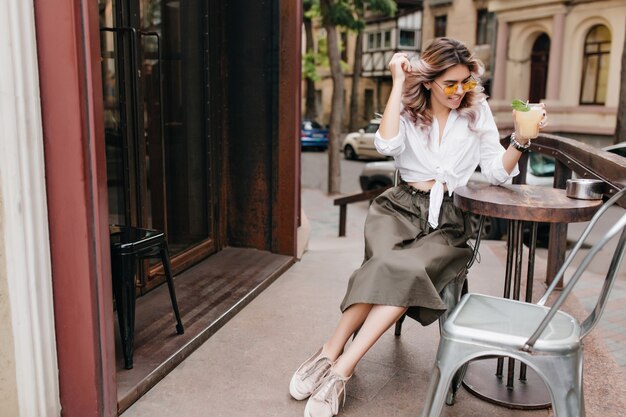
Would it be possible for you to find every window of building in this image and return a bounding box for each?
[580,25,611,105]
[476,9,495,45]
[368,33,375,50]
[435,15,447,38]
[366,30,392,51]
[384,31,391,48]
[341,31,348,62]
[399,30,417,48]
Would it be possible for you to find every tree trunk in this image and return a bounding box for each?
[304,16,317,120]
[349,30,363,132]
[321,0,344,194]
[615,28,626,144]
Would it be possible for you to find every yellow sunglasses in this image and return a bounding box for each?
[434,78,478,96]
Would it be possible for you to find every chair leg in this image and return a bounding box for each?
[112,254,137,369]
[436,274,469,404]
[395,313,406,336]
[160,243,184,335]
[420,354,457,417]
[445,362,469,405]
[533,353,584,417]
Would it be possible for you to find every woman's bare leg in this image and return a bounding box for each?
[332,305,408,377]
[322,303,373,361]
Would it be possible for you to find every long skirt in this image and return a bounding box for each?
[339,183,474,326]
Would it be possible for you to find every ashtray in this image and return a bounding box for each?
[566,179,605,200]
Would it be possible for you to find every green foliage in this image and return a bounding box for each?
[302,36,329,81]
[323,0,396,31]
[304,0,320,20]
[303,53,320,81]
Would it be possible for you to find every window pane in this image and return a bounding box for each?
[376,32,382,48]
[580,55,598,103]
[435,15,447,38]
[588,25,611,42]
[365,123,378,133]
[596,54,609,103]
[580,24,611,105]
[384,31,391,48]
[476,9,496,45]
[368,33,375,50]
[399,30,415,47]
[476,9,488,45]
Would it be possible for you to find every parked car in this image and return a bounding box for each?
[359,151,555,191]
[300,119,328,151]
[342,119,388,160]
[603,141,626,158]
[358,152,555,241]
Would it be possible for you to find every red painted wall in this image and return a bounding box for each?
[34,0,116,415]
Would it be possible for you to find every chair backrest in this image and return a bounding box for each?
[523,187,626,352]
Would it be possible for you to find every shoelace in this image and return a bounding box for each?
[312,372,348,415]
[301,356,331,383]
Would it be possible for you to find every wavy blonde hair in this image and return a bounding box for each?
[402,37,485,130]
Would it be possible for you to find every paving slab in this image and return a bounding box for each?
[124,188,626,417]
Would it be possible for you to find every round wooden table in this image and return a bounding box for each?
[453,183,602,409]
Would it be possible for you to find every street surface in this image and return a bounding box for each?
[300,148,367,195]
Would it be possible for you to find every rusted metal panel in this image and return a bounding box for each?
[273,0,301,256]
[224,0,298,253]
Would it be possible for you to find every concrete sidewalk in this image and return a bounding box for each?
[124,188,626,417]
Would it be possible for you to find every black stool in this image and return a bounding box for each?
[109,225,184,369]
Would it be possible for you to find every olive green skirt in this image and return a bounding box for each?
[339,183,473,326]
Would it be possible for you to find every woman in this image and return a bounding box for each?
[290,37,542,417]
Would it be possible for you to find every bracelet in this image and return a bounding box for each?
[510,132,531,152]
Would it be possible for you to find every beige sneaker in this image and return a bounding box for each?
[289,347,333,400]
[303,369,351,417]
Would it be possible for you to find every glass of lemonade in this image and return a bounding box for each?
[514,103,546,139]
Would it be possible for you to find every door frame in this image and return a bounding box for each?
[35,0,118,414]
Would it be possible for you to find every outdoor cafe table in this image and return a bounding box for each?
[453,183,602,409]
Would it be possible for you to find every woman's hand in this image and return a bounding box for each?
[388,53,412,84]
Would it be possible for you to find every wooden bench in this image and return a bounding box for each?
[333,186,390,237]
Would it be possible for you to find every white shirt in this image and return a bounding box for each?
[375,99,518,228]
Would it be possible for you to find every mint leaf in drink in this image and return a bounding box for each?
[511,99,530,112]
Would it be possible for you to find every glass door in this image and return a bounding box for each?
[99,0,216,292]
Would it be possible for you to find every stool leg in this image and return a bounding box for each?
[112,253,137,369]
[160,243,184,334]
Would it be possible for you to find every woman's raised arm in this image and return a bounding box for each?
[379,53,411,140]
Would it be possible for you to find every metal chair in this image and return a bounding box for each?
[420,187,626,417]
[392,170,484,406]
[110,225,185,369]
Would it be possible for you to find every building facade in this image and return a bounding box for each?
[0,0,301,415]
[307,0,624,146]
[487,0,625,144]
[304,1,423,129]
